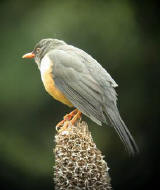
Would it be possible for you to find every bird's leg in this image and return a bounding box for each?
[56,109,78,131]
[70,110,82,125]
[63,109,78,121]
[57,110,82,133]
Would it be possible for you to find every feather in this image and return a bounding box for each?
[46,46,139,155]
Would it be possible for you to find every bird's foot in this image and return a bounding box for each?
[57,110,82,133]
[56,109,80,132]
[70,110,82,125]
[63,109,78,121]
[57,121,70,133]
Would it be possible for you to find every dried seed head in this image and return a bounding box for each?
[54,121,111,190]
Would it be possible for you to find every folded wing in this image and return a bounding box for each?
[47,48,139,155]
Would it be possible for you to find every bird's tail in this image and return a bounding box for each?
[104,105,139,156]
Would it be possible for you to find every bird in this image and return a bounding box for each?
[22,38,139,155]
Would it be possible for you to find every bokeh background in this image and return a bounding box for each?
[0,0,159,189]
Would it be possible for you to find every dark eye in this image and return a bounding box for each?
[36,48,40,53]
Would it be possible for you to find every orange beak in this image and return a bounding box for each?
[22,52,35,59]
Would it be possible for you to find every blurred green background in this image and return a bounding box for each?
[0,0,159,189]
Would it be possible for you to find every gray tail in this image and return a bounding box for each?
[104,105,139,156]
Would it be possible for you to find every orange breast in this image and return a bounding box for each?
[42,70,73,107]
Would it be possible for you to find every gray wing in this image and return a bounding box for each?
[48,48,139,155]
[48,49,107,125]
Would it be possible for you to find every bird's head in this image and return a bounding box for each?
[22,38,66,67]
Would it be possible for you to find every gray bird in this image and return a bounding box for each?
[22,38,139,155]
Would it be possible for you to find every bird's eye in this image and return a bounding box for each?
[36,48,40,53]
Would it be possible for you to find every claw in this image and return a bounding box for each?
[71,110,82,125]
[56,119,65,131]
[63,109,78,121]
[56,109,80,132]
[58,121,70,133]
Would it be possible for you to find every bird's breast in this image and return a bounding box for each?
[40,56,73,107]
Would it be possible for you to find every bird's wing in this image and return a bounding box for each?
[47,47,139,155]
[47,49,107,125]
